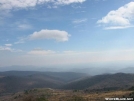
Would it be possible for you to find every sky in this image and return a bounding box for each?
[0,0,134,69]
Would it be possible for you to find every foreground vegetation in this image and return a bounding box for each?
[0,88,133,101]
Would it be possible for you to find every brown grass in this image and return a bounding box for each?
[0,88,133,101]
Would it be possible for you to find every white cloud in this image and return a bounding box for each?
[0,44,12,51]
[104,26,134,30]
[29,29,71,42]
[63,51,77,54]
[55,0,86,5]
[18,24,32,30]
[0,0,37,11]
[97,2,134,29]
[28,49,56,55]
[0,46,12,51]
[0,45,23,52]
[5,44,12,47]
[73,18,87,24]
[15,29,70,44]
[0,0,86,12]
[14,37,26,44]
[37,0,55,4]
[13,20,33,30]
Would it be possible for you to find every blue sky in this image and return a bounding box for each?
[0,0,134,69]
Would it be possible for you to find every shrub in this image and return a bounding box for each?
[67,96,87,101]
[36,97,48,101]
[24,90,29,94]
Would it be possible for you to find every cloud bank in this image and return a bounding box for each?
[97,2,134,29]
[1,49,134,67]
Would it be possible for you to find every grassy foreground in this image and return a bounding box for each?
[0,88,134,101]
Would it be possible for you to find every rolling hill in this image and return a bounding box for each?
[0,71,87,95]
[61,73,134,91]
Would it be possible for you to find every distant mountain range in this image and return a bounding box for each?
[0,65,134,75]
[61,73,134,91]
[0,70,134,96]
[70,67,134,75]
